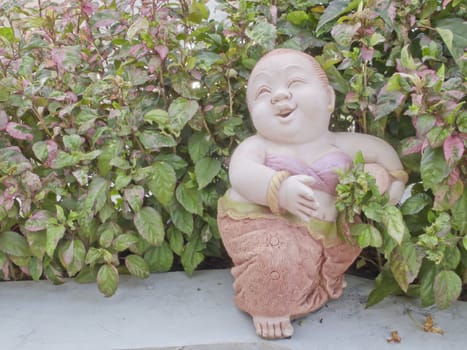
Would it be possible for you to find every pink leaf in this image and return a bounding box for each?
[93,19,117,29]
[81,1,98,16]
[25,210,51,232]
[345,91,359,104]
[2,261,10,280]
[147,57,161,73]
[442,0,453,9]
[6,122,33,141]
[130,44,145,57]
[62,241,74,266]
[203,104,214,112]
[0,193,14,211]
[448,168,460,186]
[45,140,59,167]
[155,45,169,61]
[443,135,464,165]
[0,110,8,131]
[66,91,78,103]
[51,48,65,71]
[401,137,423,156]
[21,171,42,193]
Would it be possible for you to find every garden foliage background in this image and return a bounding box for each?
[0,0,465,308]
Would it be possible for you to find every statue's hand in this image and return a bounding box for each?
[364,163,391,194]
[278,175,319,222]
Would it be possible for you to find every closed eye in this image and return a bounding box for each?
[256,86,271,98]
[288,78,305,88]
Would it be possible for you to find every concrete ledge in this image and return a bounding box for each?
[1,269,466,350]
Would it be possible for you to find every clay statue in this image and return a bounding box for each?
[217,49,408,339]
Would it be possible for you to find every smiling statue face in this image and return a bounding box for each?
[247,50,334,144]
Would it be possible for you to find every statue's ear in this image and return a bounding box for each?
[327,85,335,112]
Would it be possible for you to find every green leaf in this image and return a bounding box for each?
[0,27,15,42]
[28,257,43,281]
[390,242,425,292]
[44,262,64,285]
[246,20,277,51]
[167,98,199,137]
[167,226,184,255]
[125,254,150,279]
[420,261,438,307]
[97,140,123,177]
[375,88,405,120]
[51,151,80,169]
[451,189,466,233]
[63,135,83,152]
[32,141,49,162]
[420,147,450,190]
[148,162,176,206]
[350,223,382,249]
[400,45,417,70]
[382,206,406,245]
[187,0,210,23]
[427,126,450,148]
[138,130,177,149]
[75,266,97,284]
[114,174,132,191]
[127,17,149,40]
[195,157,221,190]
[168,201,194,235]
[46,224,66,257]
[79,150,102,161]
[434,270,462,309]
[181,235,206,275]
[0,146,31,175]
[188,132,211,163]
[331,23,360,49]
[144,109,169,126]
[0,231,31,256]
[26,231,47,260]
[0,251,7,268]
[155,154,188,172]
[144,242,174,272]
[85,247,103,265]
[366,269,402,308]
[97,264,119,297]
[287,10,309,26]
[82,176,109,215]
[362,203,384,222]
[112,234,140,252]
[124,185,144,212]
[133,207,165,246]
[421,0,438,19]
[435,18,466,71]
[176,182,203,215]
[324,64,349,94]
[317,0,358,32]
[58,239,86,277]
[400,193,432,215]
[443,246,461,270]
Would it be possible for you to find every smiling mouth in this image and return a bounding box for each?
[276,108,294,120]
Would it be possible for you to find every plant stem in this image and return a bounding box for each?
[32,106,53,138]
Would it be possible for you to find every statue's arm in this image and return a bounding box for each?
[228,136,275,206]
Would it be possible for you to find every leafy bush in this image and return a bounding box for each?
[0,0,465,306]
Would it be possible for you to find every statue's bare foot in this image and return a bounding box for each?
[252,316,294,339]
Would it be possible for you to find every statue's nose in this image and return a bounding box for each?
[271,89,291,104]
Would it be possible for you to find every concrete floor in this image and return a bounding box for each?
[1,269,466,350]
